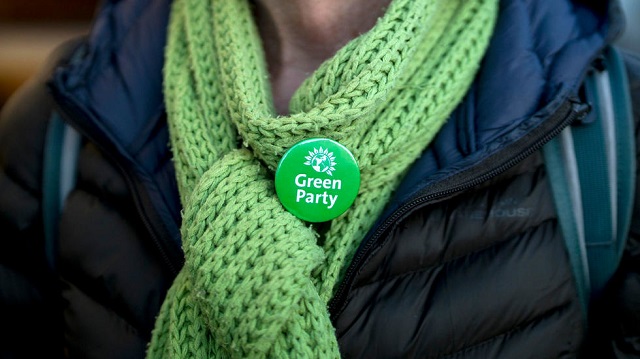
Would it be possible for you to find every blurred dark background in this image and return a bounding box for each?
[0,0,638,108]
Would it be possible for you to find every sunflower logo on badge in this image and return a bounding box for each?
[304,147,337,176]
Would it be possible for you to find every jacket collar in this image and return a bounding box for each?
[388,0,621,211]
[49,0,620,233]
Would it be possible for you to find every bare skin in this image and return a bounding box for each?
[253,0,391,114]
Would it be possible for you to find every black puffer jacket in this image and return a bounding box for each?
[1,0,639,358]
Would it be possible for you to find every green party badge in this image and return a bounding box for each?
[275,138,360,222]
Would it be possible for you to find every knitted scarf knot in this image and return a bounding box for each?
[148,0,497,357]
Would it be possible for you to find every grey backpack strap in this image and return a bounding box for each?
[43,111,81,270]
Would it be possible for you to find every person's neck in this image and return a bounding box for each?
[253,0,391,114]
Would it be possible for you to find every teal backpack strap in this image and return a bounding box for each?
[543,128,591,316]
[543,46,636,319]
[579,47,635,298]
[43,112,81,270]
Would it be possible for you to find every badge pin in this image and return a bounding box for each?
[275,138,360,222]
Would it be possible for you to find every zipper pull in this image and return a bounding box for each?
[568,97,592,125]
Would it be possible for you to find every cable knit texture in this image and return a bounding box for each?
[147,0,497,357]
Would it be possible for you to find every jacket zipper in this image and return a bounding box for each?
[328,98,591,318]
[51,91,183,276]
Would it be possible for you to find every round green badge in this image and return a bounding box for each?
[275,138,360,222]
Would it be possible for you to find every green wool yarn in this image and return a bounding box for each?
[148,0,498,357]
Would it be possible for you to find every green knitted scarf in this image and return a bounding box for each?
[148,0,497,357]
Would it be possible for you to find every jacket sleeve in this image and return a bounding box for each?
[0,40,80,358]
[586,49,640,359]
